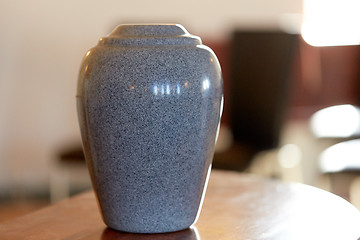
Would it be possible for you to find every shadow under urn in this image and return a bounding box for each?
[77,24,223,233]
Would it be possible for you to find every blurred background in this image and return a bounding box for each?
[0,0,359,221]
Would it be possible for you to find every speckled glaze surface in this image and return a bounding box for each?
[77,24,223,233]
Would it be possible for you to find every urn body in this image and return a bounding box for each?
[77,24,223,233]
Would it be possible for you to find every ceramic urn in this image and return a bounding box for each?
[76,24,223,233]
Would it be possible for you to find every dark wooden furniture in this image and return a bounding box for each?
[213,32,299,171]
[230,31,299,152]
[1,170,359,239]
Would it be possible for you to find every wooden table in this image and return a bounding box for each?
[1,170,360,240]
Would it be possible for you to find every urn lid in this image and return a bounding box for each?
[99,24,202,46]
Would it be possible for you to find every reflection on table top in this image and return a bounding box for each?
[1,170,360,240]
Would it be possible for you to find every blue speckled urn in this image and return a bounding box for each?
[77,24,223,233]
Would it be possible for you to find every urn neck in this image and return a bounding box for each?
[99,24,202,46]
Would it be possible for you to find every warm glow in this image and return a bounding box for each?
[301,0,360,46]
[278,144,302,169]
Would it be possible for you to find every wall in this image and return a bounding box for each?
[0,0,302,193]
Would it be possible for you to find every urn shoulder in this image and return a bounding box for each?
[77,24,222,99]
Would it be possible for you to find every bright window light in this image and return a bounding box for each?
[301,0,360,46]
[320,139,360,172]
[310,105,360,138]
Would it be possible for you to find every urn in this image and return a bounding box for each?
[76,24,223,233]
